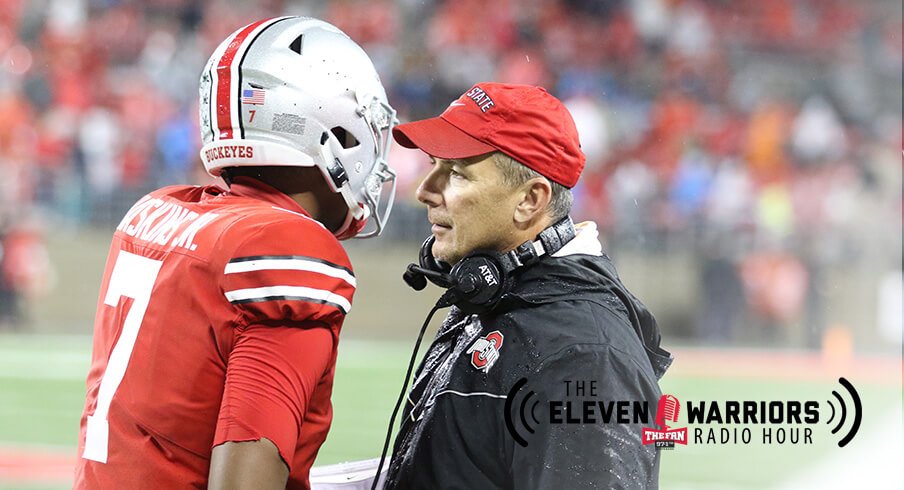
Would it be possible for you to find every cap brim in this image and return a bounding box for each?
[392,116,497,159]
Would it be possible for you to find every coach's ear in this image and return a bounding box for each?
[513,178,552,227]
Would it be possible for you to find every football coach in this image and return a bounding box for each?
[385,83,673,489]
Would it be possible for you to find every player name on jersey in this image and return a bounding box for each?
[116,195,218,252]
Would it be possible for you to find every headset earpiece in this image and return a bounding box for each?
[416,236,453,288]
[447,252,507,314]
[403,217,577,314]
[418,236,449,273]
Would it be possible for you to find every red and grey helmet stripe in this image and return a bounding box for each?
[207,16,293,141]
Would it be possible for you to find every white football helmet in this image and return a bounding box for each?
[199,16,398,239]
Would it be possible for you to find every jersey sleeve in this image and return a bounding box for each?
[213,322,334,467]
[220,217,355,328]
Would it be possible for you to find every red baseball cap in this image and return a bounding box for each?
[392,83,585,188]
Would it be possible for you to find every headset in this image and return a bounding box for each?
[402,216,577,314]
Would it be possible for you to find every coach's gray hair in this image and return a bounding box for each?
[493,152,573,222]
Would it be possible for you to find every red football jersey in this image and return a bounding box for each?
[74,179,355,489]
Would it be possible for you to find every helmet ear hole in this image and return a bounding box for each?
[330,126,360,149]
[289,34,304,54]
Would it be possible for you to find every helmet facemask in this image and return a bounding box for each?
[323,93,398,239]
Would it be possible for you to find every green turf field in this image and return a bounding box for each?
[0,334,900,489]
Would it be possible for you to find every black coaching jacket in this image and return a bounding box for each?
[385,224,673,490]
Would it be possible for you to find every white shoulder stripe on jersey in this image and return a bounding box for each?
[435,389,507,399]
[225,258,356,287]
[224,285,352,314]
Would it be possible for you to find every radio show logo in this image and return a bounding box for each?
[504,377,862,449]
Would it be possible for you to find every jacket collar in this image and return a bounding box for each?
[552,221,603,257]
[497,221,673,379]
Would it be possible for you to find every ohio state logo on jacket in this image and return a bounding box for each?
[467,331,504,373]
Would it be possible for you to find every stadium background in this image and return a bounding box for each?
[0,0,901,488]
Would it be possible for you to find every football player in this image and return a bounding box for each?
[74,17,396,489]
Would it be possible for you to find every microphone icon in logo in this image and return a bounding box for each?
[656,394,681,431]
[643,394,688,448]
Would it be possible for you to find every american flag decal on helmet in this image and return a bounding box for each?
[241,89,265,105]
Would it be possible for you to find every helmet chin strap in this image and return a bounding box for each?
[331,190,369,239]
[315,136,371,239]
[339,185,369,221]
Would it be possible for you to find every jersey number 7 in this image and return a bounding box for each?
[82,251,162,463]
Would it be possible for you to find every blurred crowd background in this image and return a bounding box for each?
[0,0,900,352]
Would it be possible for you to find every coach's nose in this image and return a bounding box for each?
[416,165,444,208]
